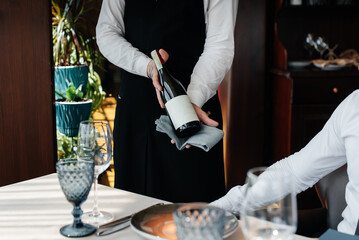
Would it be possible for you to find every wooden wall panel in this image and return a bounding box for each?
[222,0,270,189]
[271,74,292,161]
[0,0,56,186]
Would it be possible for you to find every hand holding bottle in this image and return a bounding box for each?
[149,49,219,146]
[171,109,219,148]
[147,49,169,109]
[192,104,219,127]
[147,49,219,126]
[171,105,219,148]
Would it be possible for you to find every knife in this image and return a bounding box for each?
[96,202,165,236]
[97,220,131,236]
[98,213,132,230]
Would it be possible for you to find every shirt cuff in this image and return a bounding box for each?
[134,56,152,78]
[209,185,245,216]
[187,83,207,108]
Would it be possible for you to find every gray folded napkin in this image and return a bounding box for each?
[155,115,224,152]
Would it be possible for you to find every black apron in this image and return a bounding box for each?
[113,0,225,203]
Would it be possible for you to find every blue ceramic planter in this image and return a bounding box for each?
[55,99,92,137]
[55,65,89,99]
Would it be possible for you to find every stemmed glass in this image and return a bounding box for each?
[241,167,297,240]
[77,120,113,225]
[315,37,329,59]
[56,158,96,237]
[304,33,316,59]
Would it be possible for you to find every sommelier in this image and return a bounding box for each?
[96,0,238,202]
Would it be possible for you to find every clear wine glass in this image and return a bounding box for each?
[241,167,297,240]
[56,158,96,237]
[304,33,316,59]
[315,37,329,59]
[77,120,113,225]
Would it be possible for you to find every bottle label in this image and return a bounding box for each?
[165,95,199,130]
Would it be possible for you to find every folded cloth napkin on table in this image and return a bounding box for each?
[319,229,359,240]
[155,115,224,152]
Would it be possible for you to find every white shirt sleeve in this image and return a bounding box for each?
[96,0,151,78]
[211,91,355,215]
[336,90,359,234]
[187,0,238,107]
[97,0,238,107]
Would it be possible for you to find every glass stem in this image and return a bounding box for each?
[72,205,84,228]
[92,176,100,216]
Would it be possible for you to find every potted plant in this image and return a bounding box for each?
[52,0,106,116]
[55,82,92,137]
[52,0,107,164]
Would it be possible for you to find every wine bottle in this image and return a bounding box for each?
[151,50,201,138]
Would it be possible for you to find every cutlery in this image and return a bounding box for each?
[96,202,165,236]
[97,220,131,236]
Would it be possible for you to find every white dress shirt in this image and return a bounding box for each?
[96,0,238,108]
[211,90,359,235]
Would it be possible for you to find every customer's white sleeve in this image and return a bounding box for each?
[187,0,238,108]
[336,90,359,234]
[96,0,151,78]
[211,92,350,213]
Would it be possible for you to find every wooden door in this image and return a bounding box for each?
[0,0,56,186]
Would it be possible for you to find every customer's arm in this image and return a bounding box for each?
[335,90,359,234]
[211,90,357,215]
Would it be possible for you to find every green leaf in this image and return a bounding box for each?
[65,82,83,101]
[55,90,67,99]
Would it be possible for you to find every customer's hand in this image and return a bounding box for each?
[147,49,169,109]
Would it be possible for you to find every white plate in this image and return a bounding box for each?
[313,63,349,71]
[130,203,238,240]
[288,61,312,69]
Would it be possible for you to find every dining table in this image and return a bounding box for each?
[0,173,313,240]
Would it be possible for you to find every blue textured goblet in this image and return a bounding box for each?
[57,158,96,238]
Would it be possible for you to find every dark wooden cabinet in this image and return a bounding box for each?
[272,0,359,209]
[272,0,359,160]
[290,69,359,152]
[291,104,335,153]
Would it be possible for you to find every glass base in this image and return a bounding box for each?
[60,223,96,238]
[82,211,114,226]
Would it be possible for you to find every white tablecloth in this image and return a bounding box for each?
[0,174,312,240]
